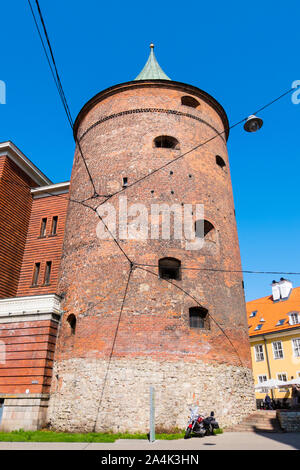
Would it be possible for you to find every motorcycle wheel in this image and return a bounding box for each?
[184,428,192,439]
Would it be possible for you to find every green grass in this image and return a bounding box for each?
[0,428,221,442]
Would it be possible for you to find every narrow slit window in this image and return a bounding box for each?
[216,155,226,169]
[32,262,41,286]
[189,307,210,329]
[159,257,181,280]
[44,261,52,285]
[40,218,47,237]
[51,216,58,235]
[67,314,76,335]
[122,177,128,188]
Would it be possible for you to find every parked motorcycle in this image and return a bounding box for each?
[184,406,219,439]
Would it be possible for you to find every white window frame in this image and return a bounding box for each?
[277,372,287,382]
[254,344,265,362]
[258,375,268,383]
[258,375,268,393]
[292,338,300,357]
[289,312,299,325]
[272,341,284,359]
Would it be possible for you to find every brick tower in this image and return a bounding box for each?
[48,45,255,432]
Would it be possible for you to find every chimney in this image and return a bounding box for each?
[271,279,293,302]
[278,278,293,300]
[272,280,281,301]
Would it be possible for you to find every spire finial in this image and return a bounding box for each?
[134,43,171,81]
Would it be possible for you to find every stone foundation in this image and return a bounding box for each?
[0,394,49,431]
[47,357,256,433]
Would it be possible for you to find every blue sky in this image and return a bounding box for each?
[1,1,300,301]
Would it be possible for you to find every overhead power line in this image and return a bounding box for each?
[28,0,98,196]
[25,2,299,385]
[134,263,300,276]
[135,265,244,366]
[95,85,295,210]
[92,264,134,432]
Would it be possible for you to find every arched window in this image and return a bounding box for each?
[216,155,226,169]
[67,314,76,335]
[154,136,180,149]
[181,96,200,109]
[195,220,216,242]
[189,307,210,329]
[159,257,181,280]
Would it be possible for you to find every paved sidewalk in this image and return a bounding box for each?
[0,432,299,450]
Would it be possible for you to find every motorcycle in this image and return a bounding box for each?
[184,406,219,439]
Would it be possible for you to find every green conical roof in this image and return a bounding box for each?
[134,44,171,81]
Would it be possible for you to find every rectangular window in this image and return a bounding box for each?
[277,373,287,382]
[122,177,128,187]
[290,313,299,325]
[273,341,284,359]
[292,338,300,357]
[32,263,40,286]
[254,344,264,362]
[258,375,267,383]
[51,216,58,235]
[258,375,268,393]
[44,261,52,285]
[40,218,47,237]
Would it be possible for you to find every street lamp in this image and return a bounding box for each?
[244,115,263,133]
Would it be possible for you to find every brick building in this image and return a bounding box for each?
[0,46,255,431]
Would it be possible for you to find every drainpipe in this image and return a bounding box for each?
[263,335,274,400]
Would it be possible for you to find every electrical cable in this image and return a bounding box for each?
[135,265,244,366]
[92,264,134,432]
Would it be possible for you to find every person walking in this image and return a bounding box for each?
[264,393,273,410]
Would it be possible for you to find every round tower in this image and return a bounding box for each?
[48,45,255,432]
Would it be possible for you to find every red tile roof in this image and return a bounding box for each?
[247,286,300,336]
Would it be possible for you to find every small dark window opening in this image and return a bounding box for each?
[181,96,200,108]
[154,136,179,149]
[44,261,52,285]
[216,155,226,169]
[195,220,216,241]
[189,307,210,329]
[0,399,4,424]
[32,262,40,286]
[67,314,76,335]
[51,216,58,235]
[40,218,47,237]
[159,257,181,281]
[122,177,128,188]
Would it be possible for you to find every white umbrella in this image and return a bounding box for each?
[255,378,287,391]
[283,377,300,386]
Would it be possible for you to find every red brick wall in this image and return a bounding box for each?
[17,193,68,297]
[0,156,36,298]
[55,80,251,368]
[0,319,57,394]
